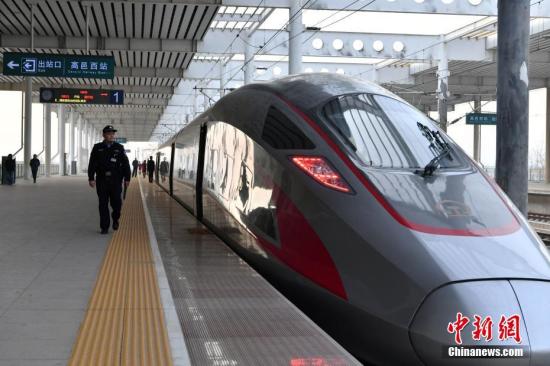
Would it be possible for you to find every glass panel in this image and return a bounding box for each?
[322,94,465,170]
[172,124,200,210]
[158,146,171,190]
[262,107,315,149]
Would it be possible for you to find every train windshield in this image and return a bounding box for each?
[322,94,464,170]
[322,93,518,235]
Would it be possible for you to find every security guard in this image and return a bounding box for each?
[88,125,131,234]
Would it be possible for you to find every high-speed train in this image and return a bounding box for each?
[154,73,550,365]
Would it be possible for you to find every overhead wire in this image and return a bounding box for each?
[257,0,377,72]
[154,1,268,140]
[355,0,546,85]
[302,0,376,45]
[191,1,268,92]
[224,0,377,84]
[156,0,543,141]
[221,0,319,84]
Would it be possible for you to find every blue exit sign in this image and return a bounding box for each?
[116,138,127,144]
[466,113,497,125]
[2,52,114,79]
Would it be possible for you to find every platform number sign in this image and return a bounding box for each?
[40,88,124,105]
[111,91,122,104]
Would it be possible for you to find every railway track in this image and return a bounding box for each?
[528,212,550,244]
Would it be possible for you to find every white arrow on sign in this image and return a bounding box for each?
[6,60,19,69]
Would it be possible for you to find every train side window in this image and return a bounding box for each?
[262,107,315,149]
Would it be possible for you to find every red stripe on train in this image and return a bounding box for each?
[256,186,348,300]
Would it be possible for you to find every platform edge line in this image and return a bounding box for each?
[138,179,192,366]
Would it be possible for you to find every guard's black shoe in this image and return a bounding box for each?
[113,221,119,231]
[100,228,108,234]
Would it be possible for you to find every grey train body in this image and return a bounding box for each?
[155,73,550,365]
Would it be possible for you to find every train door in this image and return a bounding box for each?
[169,143,175,196]
[195,123,208,221]
[155,153,160,183]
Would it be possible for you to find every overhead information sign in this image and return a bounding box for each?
[39,87,124,105]
[2,52,115,79]
[465,113,497,125]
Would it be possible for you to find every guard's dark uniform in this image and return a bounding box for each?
[88,139,131,231]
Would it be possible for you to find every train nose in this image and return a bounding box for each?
[408,280,550,365]
[507,280,550,365]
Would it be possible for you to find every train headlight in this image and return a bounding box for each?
[291,156,352,193]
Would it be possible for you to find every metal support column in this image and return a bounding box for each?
[288,0,304,75]
[87,124,90,149]
[437,35,449,133]
[495,0,530,215]
[81,119,89,154]
[77,115,83,174]
[45,103,51,176]
[23,1,35,180]
[23,77,32,180]
[244,31,254,84]
[89,124,93,163]
[220,62,226,99]
[370,67,378,84]
[82,121,86,167]
[545,89,550,183]
[193,88,198,117]
[203,91,209,112]
[86,124,91,158]
[58,105,66,175]
[69,110,75,175]
[473,97,482,163]
[90,126,94,147]
[422,105,431,115]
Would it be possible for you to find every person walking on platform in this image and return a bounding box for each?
[159,157,169,183]
[147,156,155,183]
[132,158,139,178]
[29,154,40,183]
[5,154,15,185]
[141,160,147,178]
[87,125,131,234]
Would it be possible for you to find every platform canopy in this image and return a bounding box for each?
[2,0,550,141]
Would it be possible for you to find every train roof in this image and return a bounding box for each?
[159,73,408,148]
[239,72,405,111]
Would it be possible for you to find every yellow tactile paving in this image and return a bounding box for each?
[68,179,173,366]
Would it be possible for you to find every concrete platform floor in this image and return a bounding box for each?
[0,176,111,366]
[529,182,550,194]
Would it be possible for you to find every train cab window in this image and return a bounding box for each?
[262,107,315,149]
[322,94,465,170]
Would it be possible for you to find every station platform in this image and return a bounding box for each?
[529,182,550,216]
[528,182,550,195]
[0,176,359,366]
[0,176,110,366]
